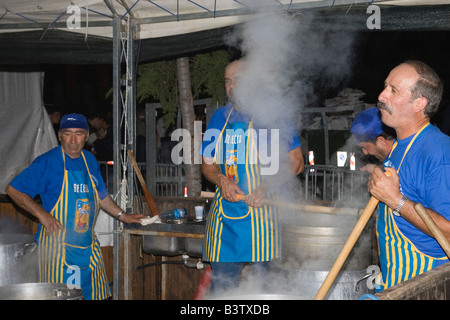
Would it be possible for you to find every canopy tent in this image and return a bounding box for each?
[0,1,449,64]
[0,71,58,193]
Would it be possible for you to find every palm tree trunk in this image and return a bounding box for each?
[176,57,202,196]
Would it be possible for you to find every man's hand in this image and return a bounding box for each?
[119,212,145,224]
[5,185,63,235]
[100,195,144,223]
[368,166,401,209]
[245,186,266,208]
[217,174,244,203]
[40,213,64,235]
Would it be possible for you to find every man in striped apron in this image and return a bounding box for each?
[368,61,450,291]
[201,60,304,295]
[7,113,143,299]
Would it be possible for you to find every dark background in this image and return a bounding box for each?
[40,30,450,133]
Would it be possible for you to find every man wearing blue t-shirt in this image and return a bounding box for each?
[6,113,143,300]
[200,60,304,295]
[368,60,450,290]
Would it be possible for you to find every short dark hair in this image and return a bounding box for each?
[402,60,443,118]
[367,130,396,145]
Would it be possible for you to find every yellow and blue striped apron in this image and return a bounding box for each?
[377,123,448,290]
[203,107,280,262]
[37,149,111,300]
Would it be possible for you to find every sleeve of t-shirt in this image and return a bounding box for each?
[9,157,48,199]
[285,121,301,151]
[426,166,450,215]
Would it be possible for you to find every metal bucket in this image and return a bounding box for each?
[0,282,83,300]
[0,233,38,286]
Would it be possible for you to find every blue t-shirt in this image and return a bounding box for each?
[383,124,450,256]
[10,146,109,214]
[201,104,301,158]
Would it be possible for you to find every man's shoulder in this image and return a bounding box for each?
[405,125,450,168]
[34,146,62,164]
[207,104,232,129]
[211,104,232,118]
[420,125,450,152]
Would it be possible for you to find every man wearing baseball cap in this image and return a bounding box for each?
[6,113,144,300]
[350,107,396,173]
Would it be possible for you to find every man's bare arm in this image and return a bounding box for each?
[6,185,63,234]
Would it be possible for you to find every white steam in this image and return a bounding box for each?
[225,8,356,200]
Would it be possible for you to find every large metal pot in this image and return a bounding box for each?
[269,264,373,300]
[276,210,375,299]
[0,282,83,300]
[0,233,38,285]
[280,211,374,271]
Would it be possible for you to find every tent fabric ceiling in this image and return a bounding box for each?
[0,26,234,64]
[1,0,448,39]
[0,1,449,65]
[0,0,318,39]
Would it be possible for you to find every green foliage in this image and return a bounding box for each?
[136,60,178,126]
[136,50,230,127]
[191,50,230,107]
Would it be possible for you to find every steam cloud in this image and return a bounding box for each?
[207,5,369,299]
[224,6,356,201]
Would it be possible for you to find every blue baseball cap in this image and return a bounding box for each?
[60,113,89,130]
[350,107,383,143]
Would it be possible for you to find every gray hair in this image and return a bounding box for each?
[402,60,443,118]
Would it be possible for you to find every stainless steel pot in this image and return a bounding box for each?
[277,210,375,299]
[269,264,373,300]
[0,282,83,300]
[0,233,38,285]
[281,212,374,271]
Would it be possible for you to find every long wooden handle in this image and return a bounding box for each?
[235,194,358,215]
[313,196,379,300]
[414,203,450,258]
[128,150,159,217]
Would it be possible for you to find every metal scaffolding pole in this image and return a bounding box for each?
[112,13,137,300]
[112,13,121,301]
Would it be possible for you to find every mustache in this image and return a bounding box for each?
[377,101,392,115]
